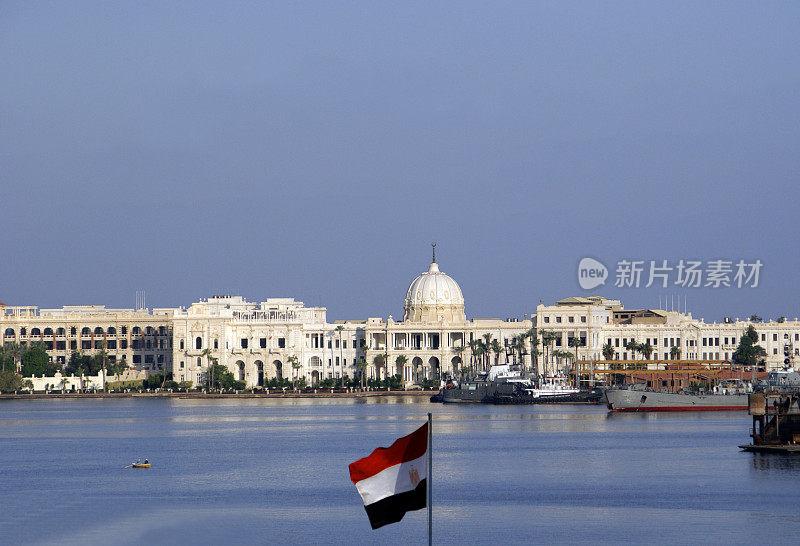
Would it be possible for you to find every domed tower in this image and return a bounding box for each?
[403,248,466,323]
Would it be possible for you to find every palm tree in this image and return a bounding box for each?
[602,342,615,361]
[5,342,22,373]
[482,334,493,371]
[287,355,301,389]
[354,357,368,389]
[373,354,386,384]
[669,345,681,360]
[490,339,502,367]
[539,329,556,378]
[201,348,214,391]
[468,339,479,375]
[452,345,466,378]
[335,325,345,387]
[640,341,653,361]
[568,337,584,388]
[97,341,108,393]
[625,339,639,361]
[395,354,408,385]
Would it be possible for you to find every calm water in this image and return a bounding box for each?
[1,397,799,545]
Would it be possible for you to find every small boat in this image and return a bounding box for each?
[132,463,150,468]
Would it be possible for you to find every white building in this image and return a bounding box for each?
[535,296,800,372]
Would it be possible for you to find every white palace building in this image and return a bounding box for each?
[2,257,798,387]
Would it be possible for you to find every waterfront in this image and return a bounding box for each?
[2,398,800,545]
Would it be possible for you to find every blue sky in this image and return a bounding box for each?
[2,1,799,322]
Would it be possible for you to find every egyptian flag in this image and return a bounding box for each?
[349,422,428,529]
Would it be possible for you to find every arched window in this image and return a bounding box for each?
[107,327,116,335]
[94,327,104,335]
[196,337,202,350]
[3,328,14,337]
[132,327,141,335]
[31,327,41,336]
[43,328,53,336]
[56,327,66,336]
[158,326,166,335]
[81,327,91,336]
[145,326,154,335]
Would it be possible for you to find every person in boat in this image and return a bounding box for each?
[144,459,149,465]
[136,459,141,465]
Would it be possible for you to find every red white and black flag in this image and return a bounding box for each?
[349,422,428,529]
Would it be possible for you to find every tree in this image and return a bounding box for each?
[625,339,639,360]
[201,348,214,391]
[640,341,653,361]
[373,353,386,383]
[468,339,479,375]
[335,325,345,387]
[353,357,368,389]
[749,314,763,323]
[482,334,493,371]
[287,355,301,389]
[777,316,786,323]
[96,341,108,393]
[209,362,239,390]
[20,345,57,377]
[732,325,767,369]
[669,345,681,360]
[568,337,584,387]
[395,354,408,383]
[490,339,502,367]
[602,342,615,361]
[0,370,25,393]
[452,345,466,377]
[4,343,23,373]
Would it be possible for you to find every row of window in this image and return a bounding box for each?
[3,326,168,337]
[543,315,589,324]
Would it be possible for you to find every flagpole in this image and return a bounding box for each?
[427,412,432,546]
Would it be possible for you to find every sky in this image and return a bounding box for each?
[2,1,799,323]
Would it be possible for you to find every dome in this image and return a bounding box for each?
[403,261,466,323]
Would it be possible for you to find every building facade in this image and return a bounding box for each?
[3,264,798,387]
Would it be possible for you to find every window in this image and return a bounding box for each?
[214,339,219,349]
[121,340,127,349]
[107,340,117,350]
[773,348,778,355]
[241,338,248,349]
[260,338,267,348]
[196,337,202,350]
[544,317,550,323]
[70,327,77,336]
[568,316,574,323]
[81,340,91,350]
[70,340,77,350]
[180,361,184,369]
[343,340,347,349]
[133,355,142,364]
[761,334,766,342]
[278,338,286,349]
[581,316,586,323]
[715,338,719,346]
[180,340,184,350]
[145,355,154,364]
[773,333,778,342]
[556,317,562,323]
[121,326,127,335]
[132,340,140,350]
[56,341,66,350]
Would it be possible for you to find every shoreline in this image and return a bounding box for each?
[0,390,437,400]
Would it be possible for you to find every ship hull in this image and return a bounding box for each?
[605,388,748,412]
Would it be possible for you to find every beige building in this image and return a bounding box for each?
[535,296,800,372]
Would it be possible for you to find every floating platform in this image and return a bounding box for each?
[739,444,800,454]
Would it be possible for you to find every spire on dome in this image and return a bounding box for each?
[431,242,437,264]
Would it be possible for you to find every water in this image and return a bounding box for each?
[1,397,799,545]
